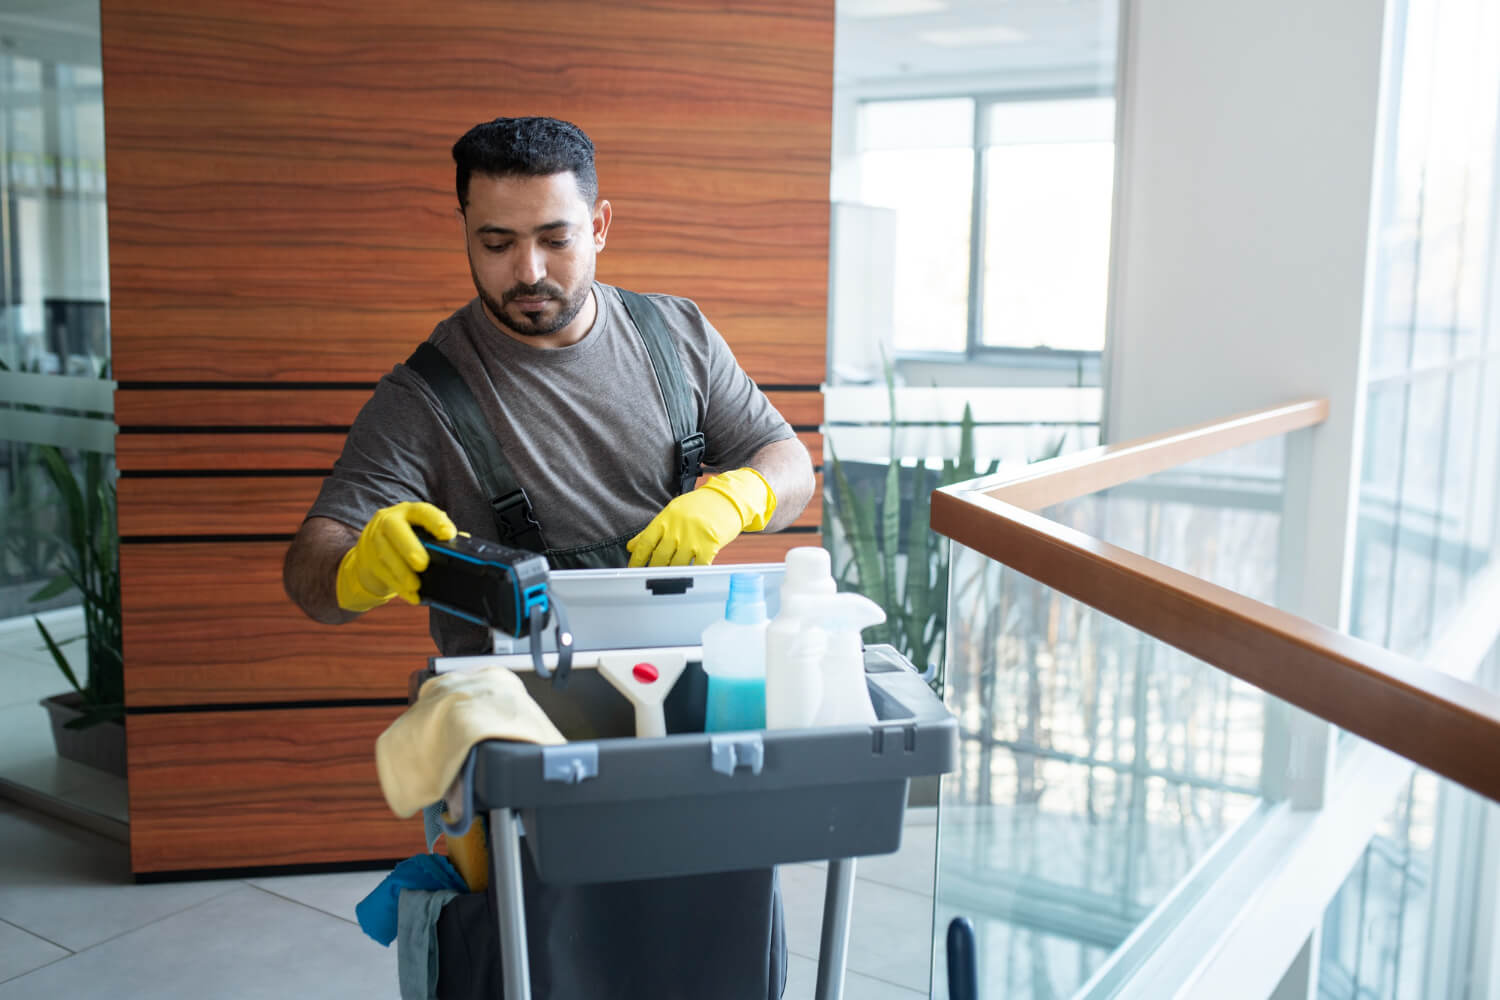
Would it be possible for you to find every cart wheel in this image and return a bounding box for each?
[946,916,977,1000]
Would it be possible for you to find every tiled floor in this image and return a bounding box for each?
[0,801,937,998]
[0,608,128,839]
[0,610,939,998]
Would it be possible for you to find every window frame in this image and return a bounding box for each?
[856,85,1115,372]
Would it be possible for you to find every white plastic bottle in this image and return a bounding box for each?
[799,592,885,727]
[765,547,837,729]
[701,572,769,731]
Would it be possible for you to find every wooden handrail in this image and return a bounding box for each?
[931,398,1500,803]
[971,397,1329,512]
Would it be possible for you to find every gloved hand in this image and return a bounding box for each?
[336,501,458,612]
[627,467,777,568]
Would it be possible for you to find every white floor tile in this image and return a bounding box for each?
[851,811,937,896]
[0,804,237,951]
[245,869,387,924]
[0,703,106,796]
[58,774,129,823]
[0,648,65,710]
[0,886,400,1000]
[778,863,934,992]
[0,607,82,642]
[0,919,69,985]
[783,952,926,999]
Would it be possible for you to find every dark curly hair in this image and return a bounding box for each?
[451,116,598,210]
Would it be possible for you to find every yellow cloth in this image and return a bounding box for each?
[375,666,565,819]
[336,501,457,613]
[626,467,777,567]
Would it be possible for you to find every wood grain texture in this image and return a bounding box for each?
[930,399,1500,805]
[127,706,425,873]
[115,389,376,428]
[121,542,433,705]
[116,428,824,474]
[104,0,832,871]
[120,471,822,535]
[102,0,833,384]
[114,388,824,430]
[121,531,820,707]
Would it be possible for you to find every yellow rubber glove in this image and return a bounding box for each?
[335,501,457,612]
[627,467,777,568]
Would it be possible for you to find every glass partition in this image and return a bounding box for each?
[933,434,1305,996]
[937,539,1285,997]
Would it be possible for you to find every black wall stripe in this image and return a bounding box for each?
[136,857,405,885]
[129,698,406,715]
[117,381,376,391]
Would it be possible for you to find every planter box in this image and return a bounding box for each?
[40,692,127,778]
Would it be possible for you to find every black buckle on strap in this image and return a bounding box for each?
[490,489,546,554]
[676,432,706,495]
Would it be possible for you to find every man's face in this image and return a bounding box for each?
[461,171,611,347]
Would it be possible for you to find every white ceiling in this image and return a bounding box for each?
[836,0,1117,96]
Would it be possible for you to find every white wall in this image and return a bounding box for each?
[1104,0,1394,631]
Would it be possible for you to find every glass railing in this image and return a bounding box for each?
[929,399,1500,999]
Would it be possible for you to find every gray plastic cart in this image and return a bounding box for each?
[432,643,956,1000]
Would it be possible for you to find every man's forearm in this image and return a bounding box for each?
[747,436,815,533]
[283,516,363,624]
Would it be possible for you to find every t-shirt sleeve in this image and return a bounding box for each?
[305,371,453,532]
[660,299,796,473]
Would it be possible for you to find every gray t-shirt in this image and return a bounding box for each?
[308,281,794,654]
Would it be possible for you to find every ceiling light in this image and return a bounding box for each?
[919,25,1029,46]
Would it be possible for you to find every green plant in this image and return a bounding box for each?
[824,366,1065,693]
[29,443,123,729]
[2,442,66,588]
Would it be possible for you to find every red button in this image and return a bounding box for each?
[632,662,659,684]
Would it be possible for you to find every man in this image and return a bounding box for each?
[283,116,805,998]
[284,115,813,657]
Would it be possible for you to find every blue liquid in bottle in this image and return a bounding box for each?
[701,572,769,732]
[705,676,767,731]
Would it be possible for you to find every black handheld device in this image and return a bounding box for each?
[413,527,574,686]
[413,527,550,638]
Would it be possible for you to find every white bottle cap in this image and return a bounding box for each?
[783,546,836,597]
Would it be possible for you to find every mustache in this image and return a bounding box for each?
[502,282,564,304]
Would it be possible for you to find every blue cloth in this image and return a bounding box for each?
[398,887,460,999]
[357,853,468,946]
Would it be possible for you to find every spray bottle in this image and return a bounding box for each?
[798,591,885,727]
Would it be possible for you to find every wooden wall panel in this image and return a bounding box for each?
[128,707,424,873]
[121,542,431,705]
[104,0,832,873]
[122,533,822,707]
[114,389,824,431]
[117,430,824,476]
[102,0,832,385]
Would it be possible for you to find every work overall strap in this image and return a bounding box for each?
[404,341,548,555]
[402,288,706,562]
[616,288,707,496]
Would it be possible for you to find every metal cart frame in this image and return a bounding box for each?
[438,645,955,1000]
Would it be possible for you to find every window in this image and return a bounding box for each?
[852,93,1117,361]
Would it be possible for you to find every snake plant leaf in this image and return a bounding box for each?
[957,403,976,476]
[39,446,86,556]
[827,442,881,598]
[34,618,84,694]
[880,458,900,614]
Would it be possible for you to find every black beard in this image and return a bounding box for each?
[470,264,589,339]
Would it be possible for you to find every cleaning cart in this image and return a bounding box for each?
[411,558,958,1000]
